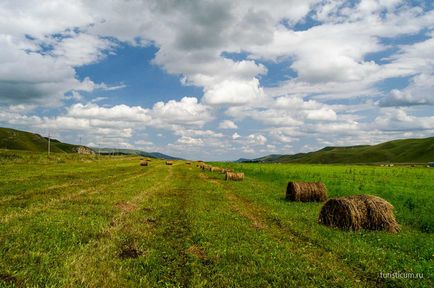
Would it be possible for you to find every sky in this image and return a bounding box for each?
[0,0,433,160]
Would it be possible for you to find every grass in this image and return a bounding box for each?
[0,151,432,287]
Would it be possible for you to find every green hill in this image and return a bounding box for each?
[244,137,434,164]
[0,127,180,159]
[94,148,183,160]
[0,127,88,153]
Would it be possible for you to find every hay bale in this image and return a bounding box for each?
[166,161,173,165]
[318,195,400,233]
[140,161,148,166]
[286,182,328,202]
[225,171,244,181]
[211,167,224,173]
[202,164,212,171]
[186,161,191,165]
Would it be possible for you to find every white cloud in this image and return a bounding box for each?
[218,120,238,129]
[203,78,265,106]
[379,73,434,107]
[247,134,267,145]
[232,132,241,140]
[150,97,212,128]
[67,103,151,122]
[51,32,116,67]
[176,136,204,145]
[374,108,434,131]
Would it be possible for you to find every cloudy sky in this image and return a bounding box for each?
[1,0,433,160]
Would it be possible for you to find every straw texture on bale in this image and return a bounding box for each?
[225,172,244,181]
[140,161,148,166]
[286,182,328,202]
[211,167,224,173]
[166,161,173,165]
[318,195,400,233]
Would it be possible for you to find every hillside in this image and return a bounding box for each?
[94,148,183,160]
[0,127,87,153]
[241,137,434,164]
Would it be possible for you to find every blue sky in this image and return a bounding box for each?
[0,0,433,160]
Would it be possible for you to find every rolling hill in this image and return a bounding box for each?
[94,148,183,160]
[0,127,86,153]
[0,127,181,159]
[239,137,434,164]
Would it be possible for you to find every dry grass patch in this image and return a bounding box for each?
[186,245,206,259]
[115,201,138,213]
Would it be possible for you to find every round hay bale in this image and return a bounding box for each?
[286,182,328,202]
[165,161,173,165]
[140,161,148,166]
[225,171,244,181]
[211,167,224,173]
[318,195,400,233]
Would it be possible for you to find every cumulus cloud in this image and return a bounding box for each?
[232,132,241,140]
[203,78,266,106]
[67,103,151,122]
[379,73,434,106]
[150,97,212,128]
[176,136,204,146]
[248,134,267,145]
[374,108,434,131]
[218,120,238,129]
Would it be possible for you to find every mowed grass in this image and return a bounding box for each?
[0,151,432,287]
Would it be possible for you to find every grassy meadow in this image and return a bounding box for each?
[0,150,432,287]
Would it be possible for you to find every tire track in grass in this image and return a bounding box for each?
[62,163,196,287]
[0,167,151,224]
[144,165,194,287]
[199,172,377,287]
[62,165,173,287]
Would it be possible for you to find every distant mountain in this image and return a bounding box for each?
[239,137,434,164]
[93,148,183,160]
[0,127,93,154]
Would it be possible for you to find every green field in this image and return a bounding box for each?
[0,151,432,287]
